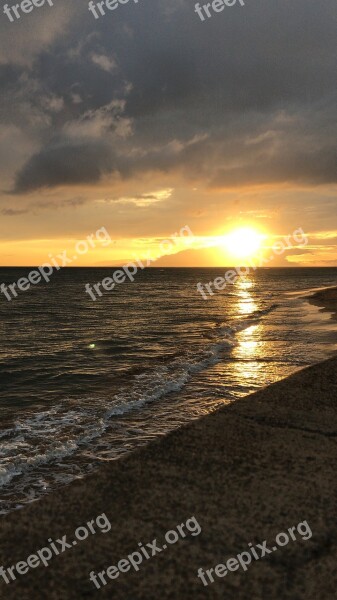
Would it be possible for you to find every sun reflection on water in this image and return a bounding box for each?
[231,278,268,380]
[236,278,258,316]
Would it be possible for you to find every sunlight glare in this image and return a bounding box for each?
[221,227,264,259]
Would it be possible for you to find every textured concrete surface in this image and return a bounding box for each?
[0,353,336,600]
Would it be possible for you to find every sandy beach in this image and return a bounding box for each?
[308,286,337,319]
[0,288,336,600]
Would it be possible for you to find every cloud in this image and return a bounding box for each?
[91,53,118,73]
[97,188,174,207]
[12,139,116,193]
[0,195,87,215]
[1,0,337,195]
[0,3,78,66]
[0,208,28,216]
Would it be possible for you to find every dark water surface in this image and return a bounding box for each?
[0,267,337,513]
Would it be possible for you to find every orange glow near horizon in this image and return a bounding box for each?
[0,222,336,267]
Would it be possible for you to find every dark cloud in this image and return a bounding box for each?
[1,0,336,192]
[0,196,87,216]
[0,208,28,216]
[12,139,116,193]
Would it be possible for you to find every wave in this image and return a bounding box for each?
[0,303,279,513]
[210,303,279,338]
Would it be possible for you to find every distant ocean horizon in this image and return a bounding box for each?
[1,267,337,514]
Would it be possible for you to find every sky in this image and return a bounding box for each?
[0,0,336,266]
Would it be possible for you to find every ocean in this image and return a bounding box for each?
[0,267,337,514]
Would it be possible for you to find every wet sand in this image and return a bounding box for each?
[308,286,337,319]
[0,289,336,600]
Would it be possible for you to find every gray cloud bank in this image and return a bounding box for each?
[0,0,336,193]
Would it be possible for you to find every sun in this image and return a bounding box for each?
[221,227,264,259]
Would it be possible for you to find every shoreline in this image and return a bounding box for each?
[307,285,337,320]
[0,286,336,599]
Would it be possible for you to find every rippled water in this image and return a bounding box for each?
[0,267,337,514]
